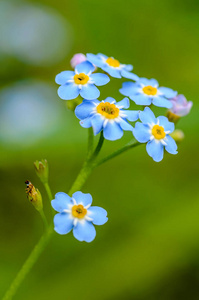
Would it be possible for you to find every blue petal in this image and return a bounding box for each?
[158,87,177,98]
[90,73,110,86]
[137,78,159,87]
[139,107,156,124]
[87,206,108,225]
[86,53,104,67]
[58,83,79,100]
[116,97,129,109]
[119,119,133,131]
[80,84,100,100]
[121,70,139,81]
[103,66,121,78]
[103,121,123,141]
[165,135,178,154]
[91,114,104,135]
[55,71,75,85]
[75,61,95,75]
[54,213,73,235]
[133,122,151,143]
[157,116,175,133]
[122,110,139,121]
[72,191,92,206]
[152,96,173,108]
[119,82,138,96]
[75,100,97,120]
[73,221,96,242]
[104,97,116,103]
[146,140,164,162]
[124,64,133,71]
[130,94,152,106]
[51,192,72,213]
[79,117,92,128]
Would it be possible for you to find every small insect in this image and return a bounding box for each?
[25,180,37,201]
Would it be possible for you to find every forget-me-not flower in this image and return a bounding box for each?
[120,77,177,108]
[75,97,139,141]
[133,107,178,162]
[87,53,139,80]
[55,61,110,101]
[52,191,108,243]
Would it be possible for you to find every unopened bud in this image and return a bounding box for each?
[70,53,87,68]
[34,159,48,184]
[25,181,43,211]
[170,129,185,144]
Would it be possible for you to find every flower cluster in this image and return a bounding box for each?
[53,52,192,242]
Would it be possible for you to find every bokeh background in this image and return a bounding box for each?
[0,0,199,299]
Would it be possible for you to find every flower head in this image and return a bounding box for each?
[70,53,87,68]
[55,61,110,101]
[169,94,193,117]
[75,97,139,141]
[87,53,139,80]
[133,107,178,162]
[51,191,108,243]
[120,78,177,108]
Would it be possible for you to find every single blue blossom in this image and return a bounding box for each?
[51,191,108,243]
[120,77,177,108]
[133,107,178,162]
[87,53,139,80]
[75,97,139,141]
[55,61,110,101]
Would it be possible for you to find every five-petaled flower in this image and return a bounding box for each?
[75,97,139,141]
[51,191,108,243]
[133,107,178,162]
[55,61,110,101]
[120,78,177,108]
[87,53,139,80]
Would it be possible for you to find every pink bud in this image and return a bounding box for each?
[70,53,86,68]
[169,94,193,117]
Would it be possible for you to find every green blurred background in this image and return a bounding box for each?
[0,0,199,299]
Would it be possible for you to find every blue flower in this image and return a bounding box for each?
[120,77,177,108]
[51,191,108,243]
[75,97,139,141]
[133,107,178,162]
[55,61,110,101]
[87,53,139,80]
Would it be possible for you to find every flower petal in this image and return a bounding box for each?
[103,66,121,78]
[54,213,73,235]
[55,71,75,85]
[103,121,123,141]
[90,73,110,86]
[139,107,156,124]
[104,97,116,103]
[165,135,178,154]
[80,84,100,100]
[73,221,96,242]
[157,116,175,133]
[137,78,159,87]
[86,53,104,67]
[146,140,164,162]
[123,64,133,71]
[58,83,79,100]
[79,117,92,128]
[51,192,72,213]
[119,119,133,131]
[119,81,137,96]
[133,122,150,143]
[158,87,177,98]
[116,97,130,109]
[72,191,92,206]
[75,100,98,120]
[121,70,139,81]
[122,110,139,122]
[87,206,108,225]
[75,61,95,74]
[152,96,173,108]
[91,114,104,135]
[130,94,152,106]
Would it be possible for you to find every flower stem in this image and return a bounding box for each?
[39,210,48,230]
[43,182,53,203]
[2,226,53,300]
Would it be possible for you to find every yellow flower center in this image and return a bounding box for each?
[142,85,157,96]
[152,125,166,140]
[74,73,89,85]
[106,57,120,68]
[72,204,87,219]
[97,102,120,119]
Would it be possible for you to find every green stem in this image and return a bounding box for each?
[39,210,48,230]
[2,226,53,300]
[43,182,53,203]
[91,131,104,160]
[94,139,140,167]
